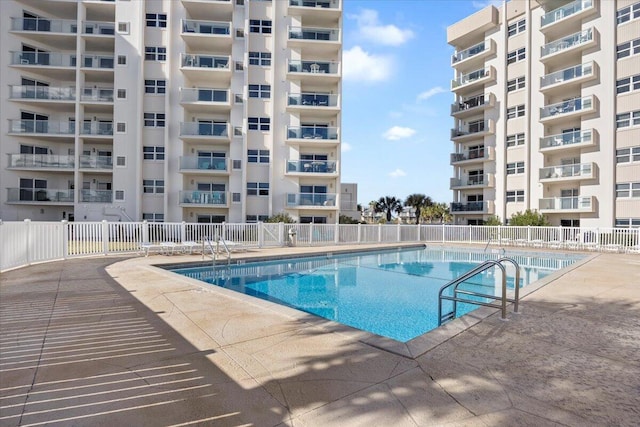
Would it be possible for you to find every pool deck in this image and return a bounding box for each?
[1,244,639,426]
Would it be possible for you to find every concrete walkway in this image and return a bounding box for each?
[1,249,639,426]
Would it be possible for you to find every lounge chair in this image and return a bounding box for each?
[181,241,200,254]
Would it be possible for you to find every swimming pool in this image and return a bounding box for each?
[170,246,583,342]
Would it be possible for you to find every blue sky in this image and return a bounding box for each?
[340,0,501,206]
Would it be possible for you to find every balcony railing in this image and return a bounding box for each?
[179,190,227,206]
[80,122,113,136]
[451,93,491,114]
[7,188,74,203]
[540,62,594,88]
[9,120,75,135]
[181,19,230,35]
[179,156,228,171]
[452,40,487,64]
[287,193,337,207]
[452,67,492,88]
[180,88,229,103]
[450,147,492,163]
[286,160,337,173]
[540,95,593,119]
[541,28,593,58]
[288,60,339,74]
[181,54,230,69]
[289,26,340,41]
[9,85,75,101]
[82,21,115,35]
[80,87,114,102]
[10,17,77,34]
[180,122,229,137]
[288,93,338,107]
[289,0,340,9]
[10,51,75,67]
[450,202,487,213]
[451,120,489,138]
[539,163,593,180]
[287,126,338,140]
[81,55,114,69]
[79,155,113,169]
[539,196,593,211]
[8,154,74,169]
[80,190,113,203]
[541,0,593,27]
[540,129,594,150]
[450,174,492,188]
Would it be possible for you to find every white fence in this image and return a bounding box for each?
[1,220,638,272]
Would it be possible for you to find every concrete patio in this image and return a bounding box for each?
[1,247,639,426]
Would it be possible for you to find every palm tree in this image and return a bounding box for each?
[375,196,403,222]
[404,193,433,225]
[424,202,452,224]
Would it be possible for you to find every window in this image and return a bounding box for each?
[144,79,166,94]
[506,190,525,203]
[248,84,271,98]
[143,179,164,194]
[142,213,164,222]
[617,2,640,25]
[507,104,525,119]
[248,52,271,66]
[507,76,525,92]
[144,113,165,127]
[248,117,270,131]
[115,190,125,201]
[146,13,167,28]
[143,146,165,160]
[145,46,166,61]
[247,149,269,163]
[507,47,526,64]
[615,218,640,228]
[507,18,526,37]
[506,133,525,147]
[232,159,242,169]
[232,192,241,203]
[506,161,525,175]
[116,122,126,133]
[616,182,640,198]
[616,74,640,94]
[117,22,129,34]
[300,216,327,224]
[117,89,126,99]
[197,215,226,224]
[117,55,127,65]
[247,182,269,196]
[246,214,269,222]
[616,110,640,128]
[616,37,640,59]
[249,20,272,34]
[116,156,126,167]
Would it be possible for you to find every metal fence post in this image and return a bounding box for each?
[102,220,109,255]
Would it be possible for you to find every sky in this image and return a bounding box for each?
[340,0,503,206]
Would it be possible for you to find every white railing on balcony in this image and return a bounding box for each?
[452,40,487,63]
[82,21,115,35]
[80,190,113,203]
[181,54,230,69]
[9,120,75,135]
[541,0,593,27]
[289,0,340,9]
[288,93,339,107]
[181,19,230,35]
[540,95,593,119]
[450,174,491,188]
[180,88,229,103]
[289,26,340,41]
[541,28,593,57]
[540,129,593,150]
[288,60,339,74]
[80,122,113,136]
[80,87,114,102]
[10,51,75,67]
[452,68,491,88]
[287,126,339,140]
[79,155,113,169]
[81,55,114,69]
[10,17,77,33]
[180,122,229,137]
[8,154,74,169]
[179,156,228,171]
[6,189,74,203]
[539,196,593,211]
[286,160,337,173]
[287,193,337,207]
[179,190,227,205]
[540,62,594,88]
[539,163,593,180]
[9,85,76,101]
[451,120,489,138]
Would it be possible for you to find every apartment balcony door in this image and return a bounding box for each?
[21,111,48,133]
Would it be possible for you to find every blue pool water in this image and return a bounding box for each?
[170,247,583,342]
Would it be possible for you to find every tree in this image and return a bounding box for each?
[265,212,295,223]
[339,215,359,224]
[423,202,451,224]
[404,193,433,225]
[374,196,403,222]
[484,215,502,226]
[508,209,550,226]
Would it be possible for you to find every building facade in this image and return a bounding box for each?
[448,0,640,228]
[0,0,343,224]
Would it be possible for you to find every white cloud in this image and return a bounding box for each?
[383,126,416,141]
[388,169,407,178]
[349,9,414,46]
[416,86,446,102]
[343,46,393,83]
[472,0,503,9]
[341,142,352,152]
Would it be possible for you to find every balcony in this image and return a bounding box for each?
[450,174,494,189]
[181,0,233,22]
[540,62,597,94]
[451,93,495,118]
[7,154,74,170]
[540,0,596,32]
[540,95,596,123]
[10,17,77,49]
[80,190,113,203]
[450,146,495,165]
[8,120,75,138]
[7,188,74,204]
[540,28,596,64]
[288,26,341,54]
[539,129,596,152]
[179,122,230,142]
[178,157,229,174]
[451,119,494,142]
[80,87,114,103]
[180,54,231,84]
[451,66,495,93]
[180,88,231,113]
[9,85,76,104]
[80,122,113,138]
[80,54,114,69]
[285,160,337,175]
[539,162,595,182]
[450,201,494,214]
[181,19,232,51]
[179,190,228,207]
[287,60,340,84]
[10,51,76,80]
[289,0,341,15]
[451,39,495,68]
[539,196,595,213]
[287,93,339,117]
[286,193,337,208]
[79,155,113,170]
[286,126,339,146]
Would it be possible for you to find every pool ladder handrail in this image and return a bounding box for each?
[438,257,521,326]
[202,235,231,266]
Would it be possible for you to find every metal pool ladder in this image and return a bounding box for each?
[438,257,521,326]
[202,235,231,266]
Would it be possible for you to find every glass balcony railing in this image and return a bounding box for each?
[540,129,593,150]
[82,21,115,35]
[9,85,75,101]
[80,122,113,136]
[8,154,74,169]
[79,155,113,169]
[450,174,491,187]
[288,93,338,107]
[540,96,593,119]
[81,55,114,69]
[80,87,114,102]
[179,156,228,171]
[288,60,339,74]
[452,68,491,88]
[452,40,487,64]
[450,202,487,213]
[180,122,229,137]
[181,19,230,35]
[179,191,227,205]
[289,26,340,42]
[539,196,592,211]
[9,120,75,135]
[539,163,593,180]
[7,188,74,203]
[287,193,337,207]
[289,0,339,9]
[10,51,75,67]
[287,126,338,140]
[286,160,337,173]
[541,28,593,58]
[450,148,487,163]
[541,0,593,27]
[80,190,113,203]
[540,62,594,88]
[180,88,229,103]
[181,54,230,69]
[451,120,489,138]
[10,17,77,33]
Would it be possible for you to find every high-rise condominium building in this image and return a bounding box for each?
[448,0,640,228]
[0,0,343,224]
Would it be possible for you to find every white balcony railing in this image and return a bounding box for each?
[80,190,113,203]
[7,188,74,203]
[179,191,227,206]
[286,160,337,174]
[8,154,75,169]
[181,54,230,69]
[10,51,75,67]
[180,88,229,103]
[9,85,75,101]
[541,0,594,28]
[287,193,337,207]
[80,87,114,102]
[539,196,593,211]
[288,26,340,42]
[10,17,77,33]
[181,19,230,35]
[179,156,228,171]
[79,155,113,169]
[540,62,594,88]
[539,163,594,180]
[451,40,487,64]
[540,96,594,119]
[288,60,339,74]
[9,120,75,135]
[82,21,115,35]
[287,126,339,140]
[288,93,339,107]
[451,67,493,89]
[540,129,594,150]
[541,28,593,58]
[180,122,229,137]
